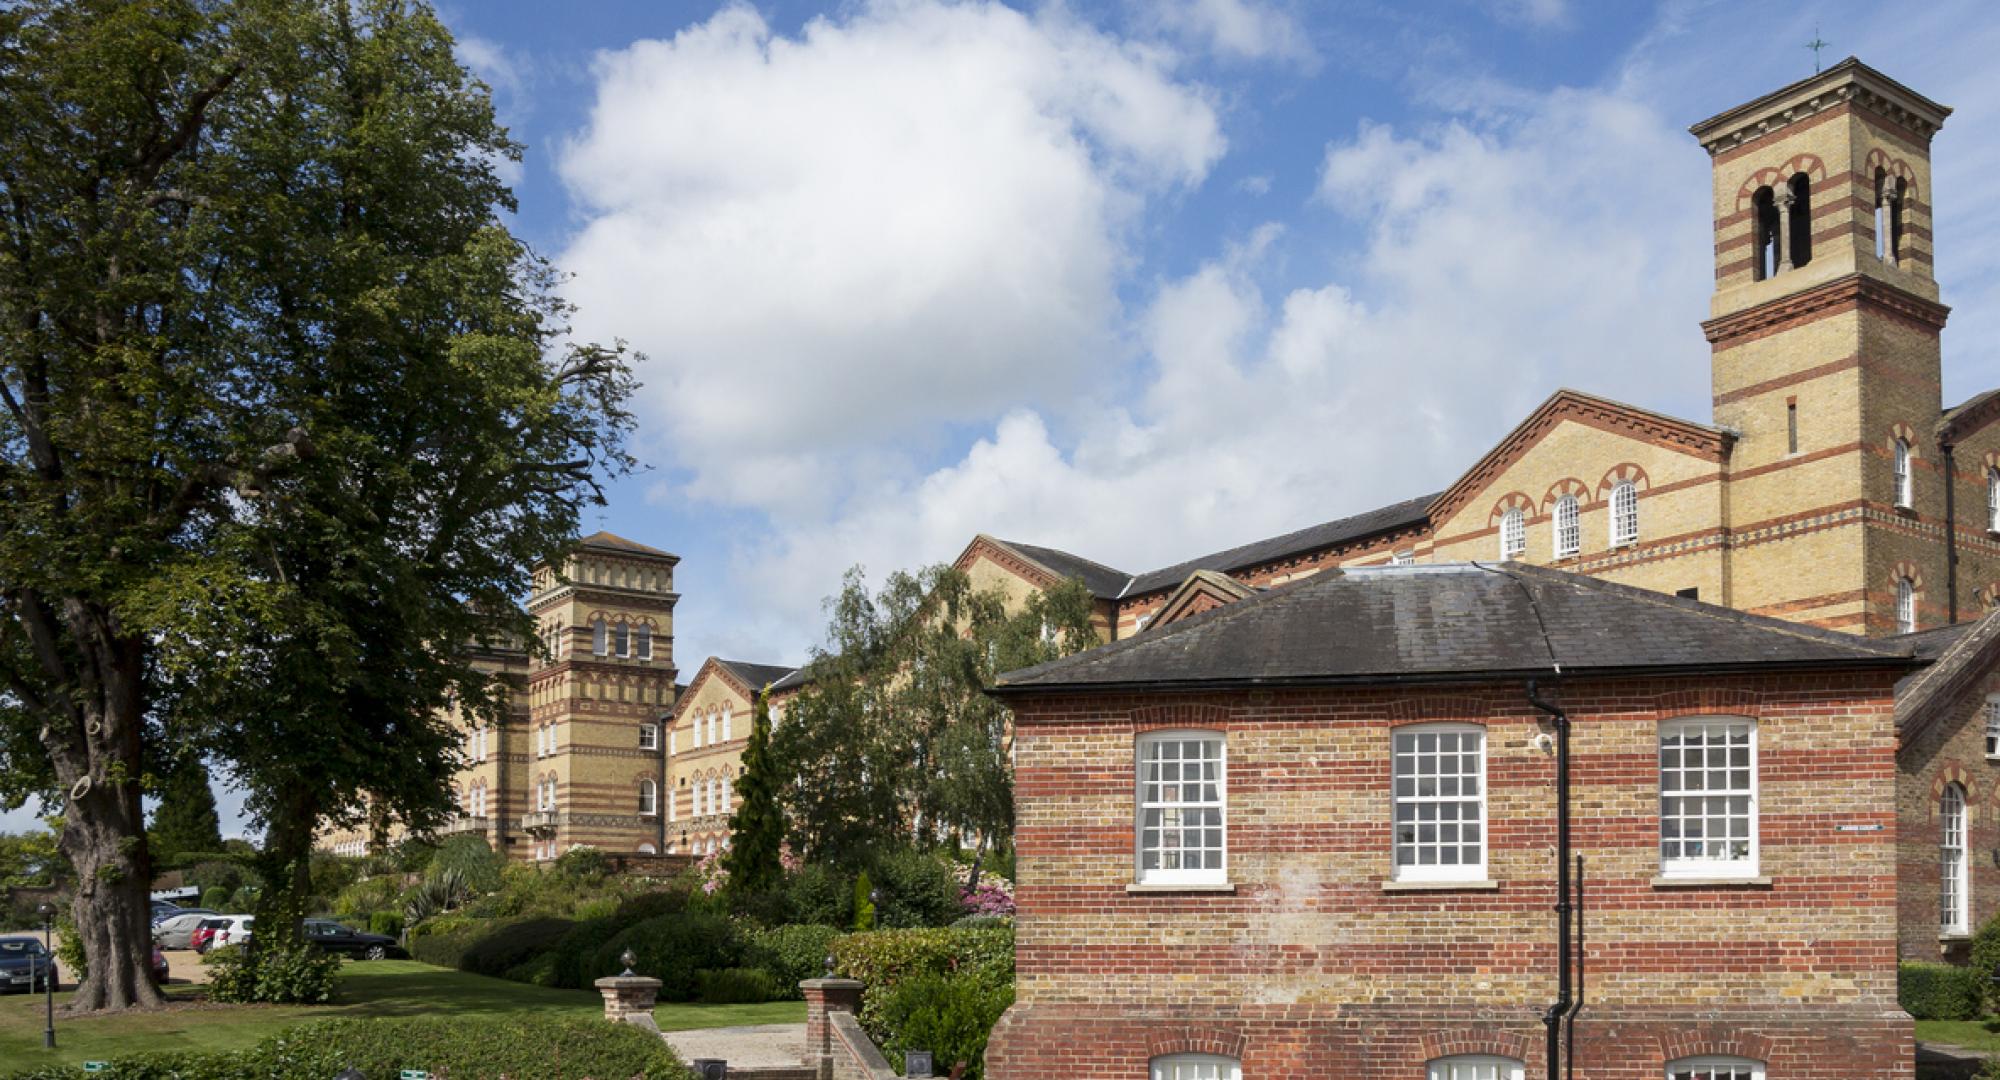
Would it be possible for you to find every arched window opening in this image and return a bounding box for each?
[639,779,658,817]
[1943,782,1969,934]
[1875,168,1892,259]
[1553,495,1580,559]
[1429,1056,1524,1080]
[637,842,657,855]
[636,623,652,661]
[1891,177,1909,263]
[722,705,733,741]
[1988,469,1999,533]
[1786,173,1812,269]
[1610,481,1639,546]
[1498,508,1525,559]
[1897,577,1917,634]
[1894,438,1913,507]
[1668,1058,1765,1080]
[592,617,608,656]
[1751,186,1779,281]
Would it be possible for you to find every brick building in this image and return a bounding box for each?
[666,656,796,856]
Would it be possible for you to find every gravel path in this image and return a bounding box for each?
[664,1023,806,1068]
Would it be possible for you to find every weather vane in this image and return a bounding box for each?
[1806,28,1830,73]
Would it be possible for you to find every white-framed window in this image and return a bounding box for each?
[1429,1056,1525,1080]
[1610,480,1639,546]
[1659,718,1757,878]
[1390,549,1415,565]
[1135,730,1227,885]
[1943,781,1969,934]
[1894,438,1913,507]
[721,776,732,814]
[1393,724,1487,881]
[640,723,658,750]
[1499,508,1525,559]
[1150,1055,1240,1080]
[1898,577,1917,634]
[1667,1056,1764,1080]
[1554,495,1580,558]
[592,617,608,656]
[1988,468,2000,532]
[723,705,733,741]
[668,782,677,822]
[614,621,630,657]
[1986,696,2000,759]
[693,714,704,749]
[637,623,652,660]
[639,779,658,817]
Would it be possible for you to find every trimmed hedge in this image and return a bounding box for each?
[748,923,844,998]
[695,966,779,1003]
[458,915,577,978]
[592,908,744,1001]
[878,970,1015,1080]
[830,925,1014,1035]
[1899,961,1985,1020]
[404,918,487,969]
[5,1015,693,1079]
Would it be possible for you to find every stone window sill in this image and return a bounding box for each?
[1382,879,1500,892]
[1941,932,1972,943]
[1126,882,1237,895]
[1650,875,1772,889]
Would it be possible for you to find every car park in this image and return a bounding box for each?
[193,915,253,954]
[303,919,404,960]
[0,936,58,993]
[153,910,217,950]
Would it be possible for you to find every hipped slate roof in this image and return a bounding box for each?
[717,660,798,692]
[578,531,679,560]
[992,562,1915,693]
[993,539,1133,599]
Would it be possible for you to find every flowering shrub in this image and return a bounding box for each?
[693,849,728,896]
[960,880,1015,918]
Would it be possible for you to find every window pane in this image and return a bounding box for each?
[1393,726,1486,879]
[1660,721,1754,871]
[1136,734,1226,882]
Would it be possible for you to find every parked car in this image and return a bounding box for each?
[303,919,404,961]
[149,900,181,926]
[150,942,169,984]
[153,910,218,950]
[193,915,253,954]
[0,936,58,994]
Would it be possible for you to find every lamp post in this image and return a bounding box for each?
[36,902,55,1049]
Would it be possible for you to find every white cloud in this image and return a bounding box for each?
[1483,0,1571,28]
[456,35,528,187]
[556,1,1223,513]
[1141,0,1319,68]
[1236,173,1272,195]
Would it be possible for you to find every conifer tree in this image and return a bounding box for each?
[724,689,785,898]
[148,759,223,865]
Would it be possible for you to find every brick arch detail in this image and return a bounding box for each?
[1596,463,1650,498]
[1890,423,1920,452]
[1657,1026,1774,1066]
[1540,477,1591,511]
[1416,1028,1538,1064]
[1488,491,1535,526]
[1893,561,1926,592]
[1389,696,1497,725]
[1733,153,1828,210]
[1144,1027,1248,1062]
[1865,148,1921,197]
[1931,765,1976,815]
[1982,450,2000,472]
[1649,688,1764,720]
[1130,703,1234,732]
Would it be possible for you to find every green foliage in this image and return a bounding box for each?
[1972,909,2000,1011]
[432,835,504,894]
[204,941,342,1005]
[185,860,249,899]
[404,867,472,926]
[877,970,1015,1080]
[869,847,961,929]
[747,923,844,998]
[695,966,780,1004]
[368,910,404,938]
[853,870,877,931]
[54,905,85,982]
[459,916,578,978]
[725,691,787,898]
[147,759,222,865]
[199,887,230,911]
[406,919,487,969]
[784,863,854,927]
[830,925,1015,1035]
[1899,961,1985,1020]
[330,874,403,920]
[595,909,745,1002]
[0,823,67,888]
[553,844,611,882]
[226,886,260,912]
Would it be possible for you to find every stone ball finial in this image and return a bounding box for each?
[620,948,638,977]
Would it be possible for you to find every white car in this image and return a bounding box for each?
[152,911,216,950]
[195,915,254,954]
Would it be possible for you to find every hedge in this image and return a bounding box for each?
[5,1015,693,1079]
[458,915,577,978]
[591,908,744,1001]
[747,923,844,998]
[829,925,1014,1035]
[877,970,1015,1080]
[1899,961,1985,1020]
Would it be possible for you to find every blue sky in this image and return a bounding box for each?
[15,0,2000,838]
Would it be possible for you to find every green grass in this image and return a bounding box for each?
[1917,1018,2000,1052]
[0,960,804,1070]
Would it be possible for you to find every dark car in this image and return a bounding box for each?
[0,936,58,993]
[303,919,402,960]
[150,942,169,984]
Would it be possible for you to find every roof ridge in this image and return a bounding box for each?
[996,538,1133,580]
[1117,492,1440,598]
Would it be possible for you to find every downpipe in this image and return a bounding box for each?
[1528,679,1571,1080]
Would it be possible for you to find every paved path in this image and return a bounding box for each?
[664,1022,806,1069]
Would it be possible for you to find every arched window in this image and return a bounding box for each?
[1610,481,1639,546]
[636,842,657,855]
[1786,172,1812,269]
[721,776,732,814]
[1898,577,1917,634]
[1151,1055,1240,1080]
[723,705,733,742]
[1894,438,1913,507]
[1553,495,1580,558]
[1986,695,2000,759]
[1752,185,1779,280]
[1987,469,1999,532]
[592,617,608,656]
[636,623,652,661]
[710,710,722,744]
[1668,1059,1764,1080]
[613,621,629,657]
[1429,1057,1524,1080]
[1498,508,1525,559]
[1943,782,1969,934]
[639,779,658,817]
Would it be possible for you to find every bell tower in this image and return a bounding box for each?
[1692,59,1952,635]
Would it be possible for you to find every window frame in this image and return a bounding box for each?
[1149,1054,1241,1080]
[614,621,630,658]
[592,617,608,656]
[1610,481,1639,546]
[1666,1056,1765,1080]
[1391,722,1489,883]
[637,623,652,660]
[639,723,658,751]
[1894,438,1913,508]
[1898,577,1917,634]
[639,779,659,818]
[1988,468,2000,533]
[1499,508,1525,559]
[1553,495,1580,559]
[1943,781,1970,935]
[1134,729,1229,886]
[1985,696,2000,760]
[1657,716,1759,880]
[1428,1055,1525,1080]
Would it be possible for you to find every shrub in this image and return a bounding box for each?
[458,916,577,978]
[1973,910,2000,1010]
[748,923,844,998]
[614,887,692,924]
[852,870,876,931]
[1899,961,1984,1020]
[404,867,471,926]
[184,860,246,898]
[205,940,342,1005]
[550,916,623,989]
[368,910,403,938]
[830,925,1014,1034]
[877,970,1015,1080]
[432,834,504,894]
[331,874,403,919]
[695,966,779,1003]
[870,848,961,929]
[505,950,560,987]
[224,885,259,912]
[406,918,488,969]
[594,908,744,1001]
[555,844,611,881]
[784,863,852,927]
[198,886,229,911]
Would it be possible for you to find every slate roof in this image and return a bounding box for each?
[717,660,798,692]
[578,531,678,560]
[1120,492,1440,597]
[994,540,1133,599]
[992,562,1916,693]
[768,666,813,692]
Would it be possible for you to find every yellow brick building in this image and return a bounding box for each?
[665,657,796,856]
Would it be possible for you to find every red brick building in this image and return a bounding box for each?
[988,564,1934,1080]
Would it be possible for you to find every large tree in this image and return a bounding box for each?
[723,688,785,898]
[0,0,632,1010]
[147,756,222,865]
[771,566,1096,870]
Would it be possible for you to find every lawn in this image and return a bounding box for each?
[0,960,804,1070]
[1917,1018,2000,1052]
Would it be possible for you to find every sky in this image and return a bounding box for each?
[14,0,2000,838]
